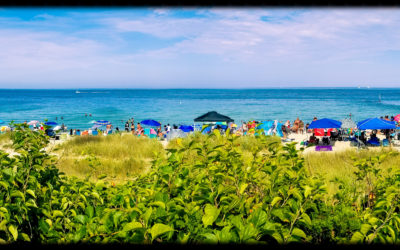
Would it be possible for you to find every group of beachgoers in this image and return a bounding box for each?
[4,112,399,148]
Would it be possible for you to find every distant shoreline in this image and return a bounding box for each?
[1,87,400,90]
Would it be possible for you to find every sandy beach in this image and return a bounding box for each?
[286,132,398,154]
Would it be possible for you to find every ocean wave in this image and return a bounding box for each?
[381,100,400,106]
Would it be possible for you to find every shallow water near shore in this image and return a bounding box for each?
[1,88,399,130]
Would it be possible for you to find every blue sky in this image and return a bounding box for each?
[0,7,400,88]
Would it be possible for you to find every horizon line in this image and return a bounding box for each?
[0,86,398,90]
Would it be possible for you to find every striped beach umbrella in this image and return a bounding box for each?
[95,120,111,125]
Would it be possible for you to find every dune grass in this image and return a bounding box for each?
[52,131,399,201]
[0,132,12,149]
[54,134,165,183]
[304,148,400,197]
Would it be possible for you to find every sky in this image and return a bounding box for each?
[0,7,400,88]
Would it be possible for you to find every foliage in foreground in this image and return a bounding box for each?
[0,124,399,244]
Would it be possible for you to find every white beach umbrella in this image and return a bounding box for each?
[53,125,62,131]
[28,120,40,125]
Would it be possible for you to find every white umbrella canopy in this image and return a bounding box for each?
[341,118,356,129]
[53,125,62,131]
[28,120,40,125]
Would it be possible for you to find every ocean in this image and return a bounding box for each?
[1,88,399,130]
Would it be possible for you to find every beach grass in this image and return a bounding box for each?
[0,132,12,149]
[54,134,165,183]
[304,148,400,197]
[52,132,399,200]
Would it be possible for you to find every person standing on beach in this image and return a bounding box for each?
[131,122,135,132]
[137,122,142,135]
[125,121,129,132]
[167,124,171,133]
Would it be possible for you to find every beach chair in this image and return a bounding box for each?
[382,139,390,147]
[367,137,380,146]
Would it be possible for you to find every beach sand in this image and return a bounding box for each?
[286,132,399,154]
[1,131,398,158]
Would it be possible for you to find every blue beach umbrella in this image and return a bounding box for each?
[141,119,161,127]
[357,118,396,130]
[308,118,342,129]
[45,121,58,126]
[95,120,111,125]
[179,125,194,132]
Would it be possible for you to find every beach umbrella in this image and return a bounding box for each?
[53,125,61,131]
[179,125,194,132]
[28,120,39,125]
[394,114,400,122]
[357,118,396,130]
[340,118,356,129]
[141,119,161,127]
[91,124,101,129]
[308,118,342,129]
[95,120,111,125]
[45,121,58,126]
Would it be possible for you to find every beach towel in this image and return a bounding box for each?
[315,145,332,151]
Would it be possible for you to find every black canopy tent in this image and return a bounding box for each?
[194,111,234,123]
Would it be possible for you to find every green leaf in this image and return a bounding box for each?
[239,183,248,195]
[360,224,372,235]
[75,215,87,224]
[142,207,152,226]
[304,186,312,198]
[26,189,36,198]
[10,190,25,201]
[148,223,174,241]
[350,231,365,243]
[291,227,306,239]
[122,222,143,232]
[0,181,9,190]
[149,201,165,209]
[85,206,94,219]
[271,197,282,207]
[19,233,30,242]
[8,225,18,241]
[202,204,220,227]
[52,210,64,218]
[300,213,312,226]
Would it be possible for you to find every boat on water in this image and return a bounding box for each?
[76,90,80,94]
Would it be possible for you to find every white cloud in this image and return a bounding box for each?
[1,8,400,87]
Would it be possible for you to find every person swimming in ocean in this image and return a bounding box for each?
[89,114,92,117]
[85,113,87,117]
